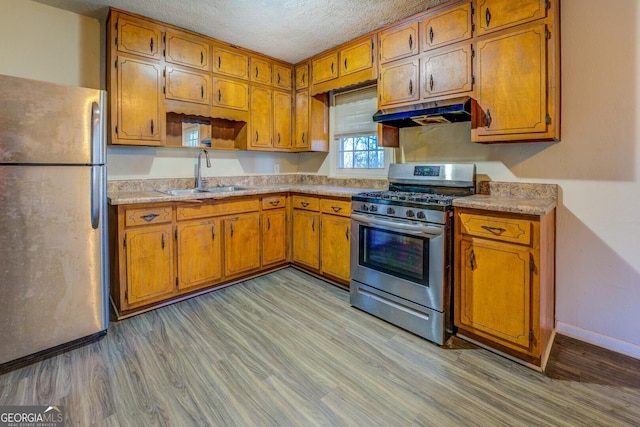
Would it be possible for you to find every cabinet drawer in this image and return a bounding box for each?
[320,199,351,217]
[292,195,320,211]
[262,195,286,210]
[177,199,260,220]
[458,212,532,245]
[125,206,172,226]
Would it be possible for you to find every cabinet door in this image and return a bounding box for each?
[213,47,249,80]
[249,86,273,148]
[379,22,419,64]
[474,24,548,140]
[312,52,339,84]
[422,1,473,51]
[262,209,287,267]
[165,67,211,105]
[295,63,309,90]
[274,64,292,90]
[125,224,174,307]
[457,237,532,351]
[224,213,261,277]
[320,214,350,283]
[292,209,320,270]
[379,57,420,107]
[165,30,210,70]
[177,219,222,291]
[212,77,249,111]
[116,56,163,144]
[273,91,292,150]
[251,57,272,85]
[294,91,309,150]
[421,44,473,99]
[477,0,547,36]
[116,15,162,59]
[340,38,374,77]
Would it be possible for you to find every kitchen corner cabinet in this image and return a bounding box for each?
[294,90,329,152]
[454,207,556,370]
[320,198,351,286]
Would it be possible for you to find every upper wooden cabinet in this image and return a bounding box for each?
[379,22,419,64]
[165,66,211,105]
[311,51,339,85]
[379,57,420,106]
[249,86,273,149]
[340,38,374,77]
[165,30,210,70]
[212,77,249,111]
[251,56,272,85]
[115,15,163,59]
[273,64,293,90]
[295,62,309,90]
[213,46,249,80]
[273,90,292,150]
[477,0,548,36]
[420,44,473,99]
[421,0,473,50]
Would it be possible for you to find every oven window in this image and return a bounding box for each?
[359,225,429,284]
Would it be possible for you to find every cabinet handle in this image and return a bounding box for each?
[481,225,506,234]
[230,223,234,237]
[409,79,413,95]
[255,66,259,78]
[312,218,315,232]
[267,217,271,230]
[201,85,204,99]
[331,206,342,213]
[301,133,305,144]
[301,201,309,207]
[140,213,159,222]
[161,233,165,249]
[218,56,221,69]
[277,133,281,145]
[345,226,349,241]
[408,34,413,50]
[211,225,215,240]
[255,131,259,142]
[277,72,281,84]
[150,38,154,53]
[344,58,348,70]
[302,74,305,84]
[469,249,476,270]
[485,7,492,27]
[485,109,492,128]
[429,74,434,92]
[218,89,222,102]
[150,119,155,134]
[429,26,434,44]
[200,51,204,64]
[269,200,280,207]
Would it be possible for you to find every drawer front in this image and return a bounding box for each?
[125,206,172,226]
[458,212,532,245]
[262,195,287,210]
[292,195,320,211]
[320,199,351,217]
[177,199,260,220]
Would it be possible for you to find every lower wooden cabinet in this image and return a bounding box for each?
[176,218,222,291]
[224,212,261,277]
[262,195,288,267]
[292,208,320,270]
[454,207,555,370]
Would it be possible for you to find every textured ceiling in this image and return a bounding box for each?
[32,0,448,63]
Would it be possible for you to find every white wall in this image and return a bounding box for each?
[400,0,640,358]
[0,0,100,89]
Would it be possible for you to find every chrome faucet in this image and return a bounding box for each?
[196,149,211,190]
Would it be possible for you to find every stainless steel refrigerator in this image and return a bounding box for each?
[0,74,108,369]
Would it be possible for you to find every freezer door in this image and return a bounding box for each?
[0,165,108,365]
[0,74,106,165]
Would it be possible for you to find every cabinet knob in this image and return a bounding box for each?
[408,34,413,50]
[429,27,434,44]
[485,8,492,27]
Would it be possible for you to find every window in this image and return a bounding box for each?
[330,86,393,177]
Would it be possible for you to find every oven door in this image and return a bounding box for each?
[350,212,445,311]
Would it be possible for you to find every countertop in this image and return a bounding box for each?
[452,181,558,216]
[108,185,371,205]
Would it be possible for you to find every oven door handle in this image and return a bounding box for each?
[351,213,443,237]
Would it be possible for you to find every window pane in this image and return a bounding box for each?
[342,137,353,151]
[342,151,353,168]
[337,134,383,170]
[355,137,368,151]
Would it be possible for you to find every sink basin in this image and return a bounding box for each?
[160,186,250,195]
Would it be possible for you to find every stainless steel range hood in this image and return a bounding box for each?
[373,96,473,128]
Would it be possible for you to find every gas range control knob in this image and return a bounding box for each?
[361,203,369,212]
[369,204,378,212]
[416,211,426,220]
[387,207,395,215]
[406,209,415,218]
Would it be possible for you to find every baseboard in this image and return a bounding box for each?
[555,322,640,360]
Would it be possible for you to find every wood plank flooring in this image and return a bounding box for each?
[1,268,639,426]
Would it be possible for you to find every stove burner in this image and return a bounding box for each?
[356,191,457,206]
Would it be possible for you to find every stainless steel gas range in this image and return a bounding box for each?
[350,163,476,345]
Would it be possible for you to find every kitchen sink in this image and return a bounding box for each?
[160,186,250,195]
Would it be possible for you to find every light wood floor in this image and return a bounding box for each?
[1,268,639,426]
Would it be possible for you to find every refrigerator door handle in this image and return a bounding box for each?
[91,101,104,164]
[91,167,100,229]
